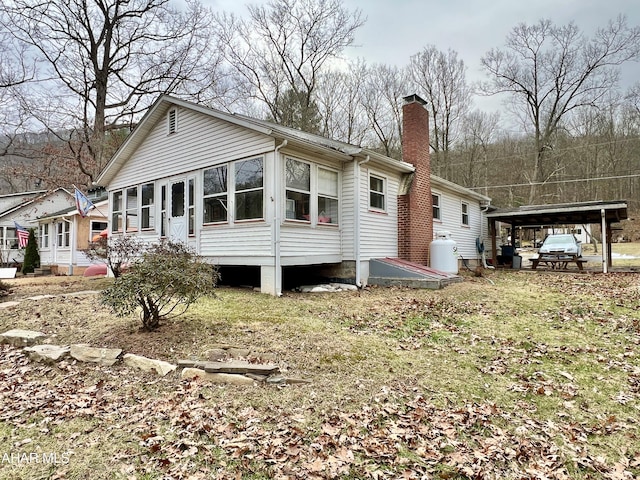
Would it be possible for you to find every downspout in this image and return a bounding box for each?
[273,139,288,296]
[354,155,370,287]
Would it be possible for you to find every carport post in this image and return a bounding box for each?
[601,208,608,274]
[490,219,497,266]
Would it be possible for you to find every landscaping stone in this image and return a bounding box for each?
[26,295,56,301]
[0,301,21,309]
[205,348,228,361]
[266,375,286,385]
[0,329,47,346]
[123,353,177,376]
[248,352,277,362]
[266,375,312,385]
[200,360,279,375]
[181,368,256,385]
[70,344,122,366]
[24,344,70,363]
[177,359,199,368]
[226,348,251,358]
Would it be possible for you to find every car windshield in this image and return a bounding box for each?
[544,235,573,245]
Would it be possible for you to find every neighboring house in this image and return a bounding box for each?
[37,190,109,275]
[0,190,47,213]
[96,94,491,295]
[0,188,75,266]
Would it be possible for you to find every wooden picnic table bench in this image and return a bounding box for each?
[530,255,587,271]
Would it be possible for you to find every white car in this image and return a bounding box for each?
[539,234,582,257]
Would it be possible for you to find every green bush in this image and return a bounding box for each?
[21,229,40,274]
[101,240,219,330]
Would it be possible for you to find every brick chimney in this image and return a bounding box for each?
[398,94,432,264]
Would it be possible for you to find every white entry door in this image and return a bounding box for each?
[168,179,187,243]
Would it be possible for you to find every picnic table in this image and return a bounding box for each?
[530,254,587,271]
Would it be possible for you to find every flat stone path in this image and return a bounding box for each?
[0,290,101,309]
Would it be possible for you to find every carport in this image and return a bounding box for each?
[485,200,628,272]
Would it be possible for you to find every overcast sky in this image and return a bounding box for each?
[208,0,640,111]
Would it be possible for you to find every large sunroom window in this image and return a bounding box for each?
[285,158,311,221]
[141,183,155,230]
[235,158,263,221]
[317,167,338,224]
[112,191,123,232]
[203,165,228,223]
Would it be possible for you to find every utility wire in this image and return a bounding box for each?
[468,173,640,190]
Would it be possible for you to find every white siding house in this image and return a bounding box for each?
[37,194,108,275]
[96,95,491,294]
[0,189,75,268]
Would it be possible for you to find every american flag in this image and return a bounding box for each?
[14,221,30,248]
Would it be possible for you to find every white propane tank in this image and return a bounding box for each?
[430,231,459,274]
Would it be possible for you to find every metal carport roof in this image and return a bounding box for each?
[485,200,628,273]
[486,200,628,226]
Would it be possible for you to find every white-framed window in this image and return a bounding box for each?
[141,183,155,230]
[188,178,195,235]
[461,202,469,226]
[112,184,153,233]
[160,185,167,237]
[40,223,49,248]
[112,190,123,232]
[317,167,339,224]
[432,194,441,221]
[56,221,70,248]
[369,174,386,211]
[285,158,311,221]
[168,108,177,134]
[125,187,138,232]
[5,227,18,249]
[234,157,264,221]
[203,165,228,223]
[202,157,263,224]
[90,221,107,242]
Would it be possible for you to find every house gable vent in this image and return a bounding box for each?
[168,108,177,134]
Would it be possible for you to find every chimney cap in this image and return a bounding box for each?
[403,94,427,106]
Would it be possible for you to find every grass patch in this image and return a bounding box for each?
[1,271,640,478]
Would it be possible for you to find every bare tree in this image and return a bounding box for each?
[455,110,500,190]
[359,63,405,158]
[0,26,33,90]
[0,0,221,185]
[481,15,640,204]
[315,62,369,145]
[215,0,364,127]
[408,45,472,178]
